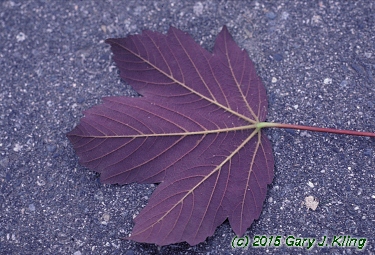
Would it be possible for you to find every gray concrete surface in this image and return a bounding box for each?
[1,0,374,254]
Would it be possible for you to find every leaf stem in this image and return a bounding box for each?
[257,122,375,137]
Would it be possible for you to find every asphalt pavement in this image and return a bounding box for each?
[1,1,374,254]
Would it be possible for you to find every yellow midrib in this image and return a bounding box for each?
[74,124,259,138]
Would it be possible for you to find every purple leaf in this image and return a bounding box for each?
[67,26,274,246]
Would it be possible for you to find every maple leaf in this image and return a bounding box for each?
[68,24,375,246]
[67,26,273,245]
